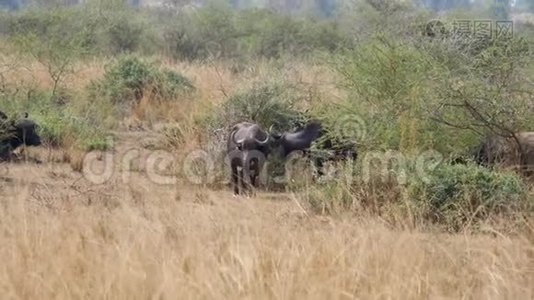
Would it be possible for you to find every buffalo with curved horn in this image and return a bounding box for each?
[270,119,357,177]
[226,122,271,196]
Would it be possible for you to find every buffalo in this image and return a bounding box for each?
[271,119,357,177]
[0,111,42,161]
[472,132,534,176]
[227,121,271,196]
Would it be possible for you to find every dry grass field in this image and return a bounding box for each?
[1,6,534,296]
[0,125,532,299]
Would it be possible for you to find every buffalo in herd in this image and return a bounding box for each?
[226,121,271,195]
[227,120,357,194]
[269,119,357,177]
[472,132,534,176]
[227,119,534,196]
[226,119,358,195]
[0,111,42,161]
[0,107,531,194]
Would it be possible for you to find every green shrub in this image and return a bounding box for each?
[4,7,96,54]
[90,55,194,110]
[1,4,157,57]
[0,88,111,151]
[103,13,145,55]
[161,3,241,61]
[208,82,307,132]
[408,163,530,231]
[330,26,533,156]
[298,152,531,232]
[331,35,445,152]
[161,4,353,61]
[95,55,156,105]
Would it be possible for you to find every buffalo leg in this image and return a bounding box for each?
[231,162,239,195]
[239,168,247,196]
[243,156,255,197]
[249,174,256,197]
[250,157,259,187]
[250,171,257,191]
[250,166,259,197]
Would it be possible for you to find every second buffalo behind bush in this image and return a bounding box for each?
[0,111,42,160]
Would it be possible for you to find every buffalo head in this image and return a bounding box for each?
[268,119,322,157]
[227,122,271,196]
[268,119,357,177]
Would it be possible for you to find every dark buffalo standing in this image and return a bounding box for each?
[0,111,42,160]
[227,122,271,196]
[271,120,322,157]
[473,132,534,176]
[271,119,357,176]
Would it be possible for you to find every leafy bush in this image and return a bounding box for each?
[208,82,307,132]
[331,24,533,157]
[3,7,97,54]
[0,88,110,151]
[160,69,195,98]
[331,35,445,153]
[161,4,353,60]
[1,4,156,56]
[0,1,358,62]
[408,163,530,231]
[248,14,351,59]
[102,12,145,55]
[90,55,194,110]
[430,35,532,139]
[299,153,531,232]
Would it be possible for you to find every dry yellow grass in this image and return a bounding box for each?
[2,49,534,299]
[0,55,105,91]
[0,129,533,299]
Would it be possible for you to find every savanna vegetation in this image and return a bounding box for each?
[0,0,533,298]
